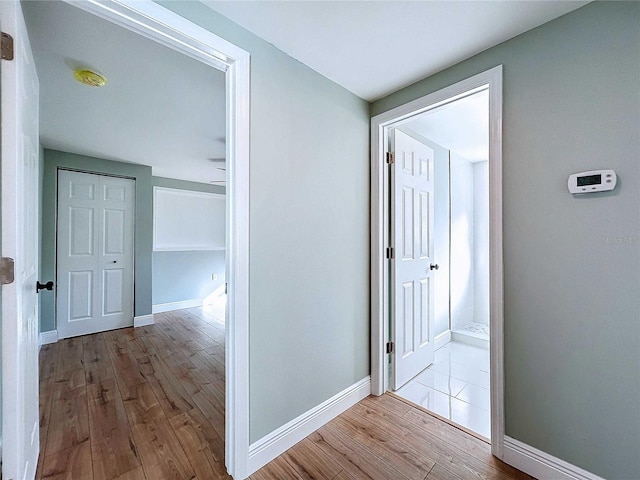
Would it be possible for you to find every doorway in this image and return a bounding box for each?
[2,1,250,479]
[370,66,505,455]
[389,89,491,437]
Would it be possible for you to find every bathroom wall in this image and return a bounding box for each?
[449,152,475,331]
[473,161,489,326]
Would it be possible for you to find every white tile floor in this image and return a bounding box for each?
[394,340,491,439]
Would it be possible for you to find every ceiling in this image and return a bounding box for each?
[22,1,227,185]
[203,1,589,101]
[22,1,589,185]
[404,89,489,163]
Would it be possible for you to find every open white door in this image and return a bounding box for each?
[391,129,436,390]
[0,1,41,479]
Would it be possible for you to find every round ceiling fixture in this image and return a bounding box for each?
[73,68,107,87]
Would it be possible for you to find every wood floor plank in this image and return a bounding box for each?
[127,336,156,359]
[107,338,148,401]
[88,377,141,480]
[54,337,85,382]
[84,335,114,386]
[38,343,59,470]
[45,384,90,456]
[190,383,225,438]
[137,353,196,419]
[135,418,197,480]
[170,408,231,479]
[114,466,147,480]
[253,456,305,480]
[38,306,531,480]
[426,464,465,480]
[39,440,94,480]
[52,368,87,395]
[401,408,532,480]
[335,409,434,479]
[331,471,356,480]
[122,382,166,445]
[309,424,411,480]
[354,397,515,480]
[282,438,343,480]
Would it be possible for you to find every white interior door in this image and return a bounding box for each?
[0,1,41,478]
[391,129,436,390]
[57,170,135,338]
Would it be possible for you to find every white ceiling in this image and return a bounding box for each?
[22,1,227,185]
[203,0,589,101]
[404,89,489,163]
[22,1,589,184]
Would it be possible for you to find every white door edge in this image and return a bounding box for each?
[60,1,251,476]
[370,65,504,458]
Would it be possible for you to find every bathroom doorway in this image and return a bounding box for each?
[370,66,504,449]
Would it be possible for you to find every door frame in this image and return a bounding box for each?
[64,1,251,476]
[370,66,504,458]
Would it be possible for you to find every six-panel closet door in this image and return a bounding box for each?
[56,169,135,338]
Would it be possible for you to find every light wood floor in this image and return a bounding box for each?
[38,308,533,480]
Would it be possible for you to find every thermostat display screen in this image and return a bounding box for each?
[577,174,601,187]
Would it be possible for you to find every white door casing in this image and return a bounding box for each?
[0,0,251,475]
[53,2,251,476]
[57,170,135,339]
[0,1,41,478]
[391,129,436,390]
[371,66,503,457]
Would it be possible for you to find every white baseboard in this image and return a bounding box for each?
[152,298,202,313]
[435,330,451,350]
[503,436,604,480]
[133,314,155,327]
[247,376,371,476]
[39,330,58,346]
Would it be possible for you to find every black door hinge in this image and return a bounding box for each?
[386,152,395,164]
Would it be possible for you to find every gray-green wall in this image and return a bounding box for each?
[158,2,371,442]
[151,176,226,306]
[41,149,153,332]
[373,2,640,478]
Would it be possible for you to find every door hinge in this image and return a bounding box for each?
[386,247,394,259]
[386,152,395,164]
[386,342,394,354]
[1,257,15,285]
[1,32,14,61]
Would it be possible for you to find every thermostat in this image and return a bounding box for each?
[568,170,617,194]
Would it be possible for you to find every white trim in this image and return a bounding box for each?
[247,377,371,476]
[152,299,202,314]
[39,330,58,346]
[60,3,251,476]
[370,66,504,457]
[434,330,451,351]
[503,437,604,480]
[133,314,155,327]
